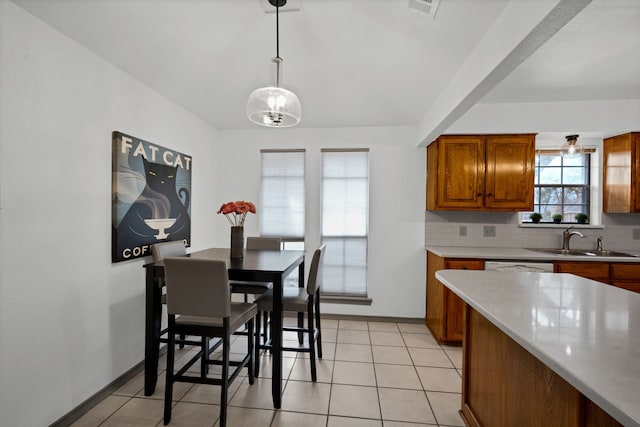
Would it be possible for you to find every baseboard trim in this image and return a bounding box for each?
[49,355,153,427]
[318,313,425,324]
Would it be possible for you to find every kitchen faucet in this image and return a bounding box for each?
[562,226,585,250]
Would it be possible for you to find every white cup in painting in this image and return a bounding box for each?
[144,218,177,239]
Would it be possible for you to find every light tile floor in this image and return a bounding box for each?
[71,318,465,427]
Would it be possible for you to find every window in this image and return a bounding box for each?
[522,151,591,223]
[259,150,305,243]
[321,149,369,297]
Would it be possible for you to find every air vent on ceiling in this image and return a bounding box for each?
[408,0,441,18]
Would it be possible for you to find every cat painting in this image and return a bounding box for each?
[114,157,191,261]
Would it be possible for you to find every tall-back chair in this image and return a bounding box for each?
[162,257,257,427]
[230,236,282,298]
[254,244,325,381]
[151,240,197,349]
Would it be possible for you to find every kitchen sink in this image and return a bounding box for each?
[528,248,638,257]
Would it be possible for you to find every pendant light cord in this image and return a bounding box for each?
[276,4,280,59]
[275,4,281,87]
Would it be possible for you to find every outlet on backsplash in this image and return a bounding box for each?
[483,225,496,238]
[459,225,467,237]
[634,229,640,240]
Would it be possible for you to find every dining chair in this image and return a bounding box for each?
[151,240,197,349]
[230,236,282,299]
[162,257,256,427]
[230,237,281,343]
[254,244,325,381]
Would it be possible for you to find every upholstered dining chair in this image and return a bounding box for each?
[254,244,325,381]
[230,237,281,343]
[162,257,256,427]
[230,236,282,300]
[151,240,195,349]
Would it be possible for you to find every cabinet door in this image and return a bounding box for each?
[484,134,535,211]
[603,133,633,213]
[603,132,640,213]
[611,263,640,293]
[610,263,640,281]
[443,259,484,341]
[634,133,639,212]
[436,136,485,210]
[555,261,610,283]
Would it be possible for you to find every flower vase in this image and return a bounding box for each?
[230,226,244,259]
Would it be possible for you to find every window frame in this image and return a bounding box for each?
[320,148,370,300]
[522,149,596,225]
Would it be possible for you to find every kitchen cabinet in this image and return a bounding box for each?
[426,134,535,211]
[610,263,640,293]
[554,261,610,283]
[603,131,640,213]
[426,251,483,344]
[555,261,640,293]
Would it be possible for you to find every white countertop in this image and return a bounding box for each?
[436,270,640,427]
[426,245,640,262]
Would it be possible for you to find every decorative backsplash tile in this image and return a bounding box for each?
[425,211,640,251]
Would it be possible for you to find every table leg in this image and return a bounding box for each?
[144,266,161,396]
[271,273,283,408]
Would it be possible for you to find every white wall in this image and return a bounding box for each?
[217,127,427,318]
[0,2,220,425]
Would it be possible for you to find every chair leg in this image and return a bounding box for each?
[201,337,209,378]
[220,331,230,427]
[254,312,261,377]
[263,311,269,347]
[163,324,175,425]
[248,318,255,385]
[308,300,317,382]
[179,333,186,349]
[315,293,323,359]
[297,311,304,344]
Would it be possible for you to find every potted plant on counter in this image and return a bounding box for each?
[529,212,542,223]
[552,214,563,224]
[575,213,588,224]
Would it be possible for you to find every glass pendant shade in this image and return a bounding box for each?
[562,134,581,157]
[247,85,301,127]
[247,0,301,128]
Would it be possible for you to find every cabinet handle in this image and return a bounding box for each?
[477,193,483,197]
[486,193,493,197]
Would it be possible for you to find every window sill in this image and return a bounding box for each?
[320,295,372,306]
[519,223,604,229]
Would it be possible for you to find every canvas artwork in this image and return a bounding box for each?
[112,131,192,262]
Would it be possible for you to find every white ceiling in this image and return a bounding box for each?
[10,0,640,134]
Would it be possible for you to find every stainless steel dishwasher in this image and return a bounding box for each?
[484,260,554,272]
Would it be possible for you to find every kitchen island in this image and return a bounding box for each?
[436,270,640,427]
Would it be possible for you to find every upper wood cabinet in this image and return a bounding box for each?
[603,132,640,213]
[426,134,535,211]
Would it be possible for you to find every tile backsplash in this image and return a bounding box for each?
[425,211,640,251]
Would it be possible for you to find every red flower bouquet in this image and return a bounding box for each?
[217,200,257,226]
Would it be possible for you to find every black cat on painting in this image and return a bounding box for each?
[116,158,190,260]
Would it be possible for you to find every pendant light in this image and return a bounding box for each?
[562,134,581,157]
[247,0,301,127]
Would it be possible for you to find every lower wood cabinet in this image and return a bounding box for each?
[426,252,483,344]
[555,261,640,293]
[554,261,610,283]
[610,263,640,292]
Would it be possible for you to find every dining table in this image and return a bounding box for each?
[143,247,305,408]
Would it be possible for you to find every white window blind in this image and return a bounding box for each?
[321,149,369,296]
[259,150,305,240]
